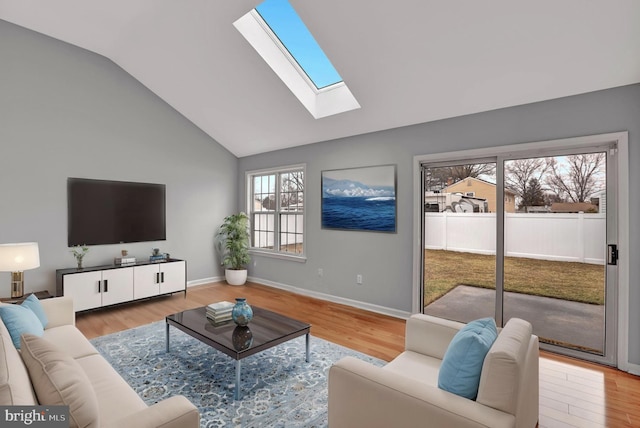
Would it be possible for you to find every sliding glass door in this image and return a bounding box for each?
[421,142,618,364]
[423,161,496,323]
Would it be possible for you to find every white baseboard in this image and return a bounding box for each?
[187,276,223,287]
[247,276,412,320]
[624,361,640,376]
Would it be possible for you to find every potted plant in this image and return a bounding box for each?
[215,212,251,285]
[70,245,89,269]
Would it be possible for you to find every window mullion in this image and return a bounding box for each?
[274,173,281,251]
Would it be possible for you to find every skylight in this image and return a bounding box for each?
[234,0,360,119]
[255,0,342,89]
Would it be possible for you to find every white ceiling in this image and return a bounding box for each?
[1,1,639,157]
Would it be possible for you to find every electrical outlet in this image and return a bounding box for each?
[318,268,323,277]
[356,274,363,284]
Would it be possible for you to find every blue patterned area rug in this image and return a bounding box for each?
[90,321,385,427]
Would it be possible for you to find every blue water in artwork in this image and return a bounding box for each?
[322,197,396,232]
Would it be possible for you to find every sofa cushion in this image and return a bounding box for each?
[42,325,99,360]
[0,322,37,405]
[20,334,99,428]
[0,304,44,349]
[75,354,147,424]
[21,294,49,328]
[476,317,532,415]
[437,317,497,400]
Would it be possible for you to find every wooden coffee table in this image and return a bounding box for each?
[165,305,311,400]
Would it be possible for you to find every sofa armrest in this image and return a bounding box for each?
[329,356,515,428]
[103,395,199,428]
[405,314,464,359]
[39,296,75,328]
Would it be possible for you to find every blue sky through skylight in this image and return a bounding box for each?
[255,0,342,89]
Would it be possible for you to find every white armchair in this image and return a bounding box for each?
[328,314,539,428]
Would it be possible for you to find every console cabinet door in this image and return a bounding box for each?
[159,261,186,294]
[63,271,102,311]
[133,264,161,300]
[101,267,134,306]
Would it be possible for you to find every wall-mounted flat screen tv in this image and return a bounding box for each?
[67,178,166,246]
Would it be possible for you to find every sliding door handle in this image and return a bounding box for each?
[607,244,618,265]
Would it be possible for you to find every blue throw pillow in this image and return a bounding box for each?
[0,304,45,349]
[21,294,49,328]
[438,317,498,400]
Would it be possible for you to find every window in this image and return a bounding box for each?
[248,165,305,258]
[255,0,341,89]
[234,0,360,119]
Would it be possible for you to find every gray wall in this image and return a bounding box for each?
[0,20,237,289]
[238,84,640,365]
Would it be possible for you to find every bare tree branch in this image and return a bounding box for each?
[504,158,550,203]
[545,154,605,203]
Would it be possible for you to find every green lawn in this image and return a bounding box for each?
[424,250,605,306]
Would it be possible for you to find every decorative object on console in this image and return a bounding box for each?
[0,242,40,298]
[232,326,253,351]
[150,248,167,262]
[114,257,136,266]
[69,244,89,269]
[231,298,253,326]
[115,249,136,265]
[215,212,251,285]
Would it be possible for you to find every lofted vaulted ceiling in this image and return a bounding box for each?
[1,1,639,157]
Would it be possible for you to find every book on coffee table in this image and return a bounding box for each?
[207,301,234,312]
[206,301,234,324]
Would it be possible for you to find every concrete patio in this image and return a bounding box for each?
[424,284,605,352]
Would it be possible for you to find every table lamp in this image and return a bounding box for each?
[0,242,40,298]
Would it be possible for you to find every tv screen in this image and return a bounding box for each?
[67,178,166,246]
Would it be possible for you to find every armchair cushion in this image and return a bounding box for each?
[438,317,497,399]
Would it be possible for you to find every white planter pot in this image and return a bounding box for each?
[225,269,247,286]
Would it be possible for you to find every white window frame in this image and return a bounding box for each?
[246,164,306,262]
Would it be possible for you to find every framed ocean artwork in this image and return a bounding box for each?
[321,164,397,232]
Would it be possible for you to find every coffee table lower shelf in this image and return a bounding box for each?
[165,306,311,400]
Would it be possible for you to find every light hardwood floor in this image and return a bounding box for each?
[75,281,640,427]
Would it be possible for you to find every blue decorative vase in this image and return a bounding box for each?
[232,298,253,327]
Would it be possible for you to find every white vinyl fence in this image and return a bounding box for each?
[253,212,304,249]
[425,212,606,265]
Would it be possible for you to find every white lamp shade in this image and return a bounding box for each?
[0,242,40,271]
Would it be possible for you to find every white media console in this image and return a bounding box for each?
[55,259,186,312]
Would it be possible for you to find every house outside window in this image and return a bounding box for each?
[247,165,305,259]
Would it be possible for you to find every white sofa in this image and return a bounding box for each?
[329,314,539,428]
[0,296,199,428]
